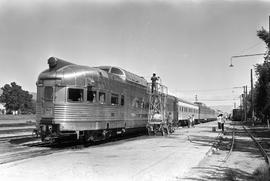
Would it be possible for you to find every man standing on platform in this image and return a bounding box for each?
[151,73,159,93]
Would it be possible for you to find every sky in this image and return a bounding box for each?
[0,0,269,111]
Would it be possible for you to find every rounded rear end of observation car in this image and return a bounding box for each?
[36,57,149,142]
[36,57,112,142]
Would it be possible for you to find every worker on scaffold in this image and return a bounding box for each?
[151,73,159,93]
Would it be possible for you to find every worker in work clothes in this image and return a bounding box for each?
[151,73,159,93]
[188,116,192,128]
[191,114,195,127]
[217,114,222,129]
[221,115,225,133]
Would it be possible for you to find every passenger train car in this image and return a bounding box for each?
[36,57,217,142]
[232,109,243,121]
[194,102,218,123]
[177,98,199,126]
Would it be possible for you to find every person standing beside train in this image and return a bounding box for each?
[221,115,225,133]
[191,114,195,127]
[188,116,191,128]
[217,114,222,130]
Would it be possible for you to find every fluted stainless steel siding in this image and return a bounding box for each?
[53,103,147,131]
[36,102,42,123]
[54,103,123,121]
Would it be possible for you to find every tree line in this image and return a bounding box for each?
[0,82,35,114]
[247,27,270,124]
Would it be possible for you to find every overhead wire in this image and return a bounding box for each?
[239,42,263,54]
[171,86,249,93]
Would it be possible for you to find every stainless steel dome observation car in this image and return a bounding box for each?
[36,57,149,142]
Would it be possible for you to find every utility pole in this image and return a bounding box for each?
[245,85,248,122]
[242,85,248,122]
[251,69,255,125]
[241,93,245,121]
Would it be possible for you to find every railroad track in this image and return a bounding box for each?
[0,134,33,142]
[222,123,270,167]
[223,124,235,162]
[0,130,149,164]
[242,125,270,165]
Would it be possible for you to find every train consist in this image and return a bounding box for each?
[36,57,217,142]
[232,109,243,121]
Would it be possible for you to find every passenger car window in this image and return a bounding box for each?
[121,95,124,106]
[110,67,124,75]
[111,93,119,105]
[68,88,83,102]
[44,86,53,101]
[99,92,106,104]
[87,86,96,103]
[100,68,110,72]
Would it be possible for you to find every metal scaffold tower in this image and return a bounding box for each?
[147,81,169,136]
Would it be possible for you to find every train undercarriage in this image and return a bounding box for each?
[38,123,146,143]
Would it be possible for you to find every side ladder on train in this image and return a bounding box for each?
[147,82,169,136]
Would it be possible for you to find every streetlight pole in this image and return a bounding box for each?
[229,53,265,67]
[229,53,265,123]
[245,85,248,122]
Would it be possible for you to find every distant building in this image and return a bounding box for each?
[0,102,6,114]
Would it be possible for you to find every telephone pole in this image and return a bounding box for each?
[250,69,255,124]
[244,85,248,122]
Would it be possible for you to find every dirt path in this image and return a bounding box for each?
[180,121,268,180]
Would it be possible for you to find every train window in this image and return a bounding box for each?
[44,86,53,101]
[87,86,96,103]
[111,93,119,105]
[110,67,124,75]
[99,92,106,104]
[121,95,124,106]
[100,68,110,72]
[68,88,83,102]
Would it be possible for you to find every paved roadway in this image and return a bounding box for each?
[0,121,220,181]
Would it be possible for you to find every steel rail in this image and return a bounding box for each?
[243,126,270,165]
[223,125,235,162]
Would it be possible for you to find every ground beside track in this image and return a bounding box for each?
[0,121,221,181]
[0,117,36,138]
[180,121,269,181]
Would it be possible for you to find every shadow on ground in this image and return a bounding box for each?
[180,165,253,181]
